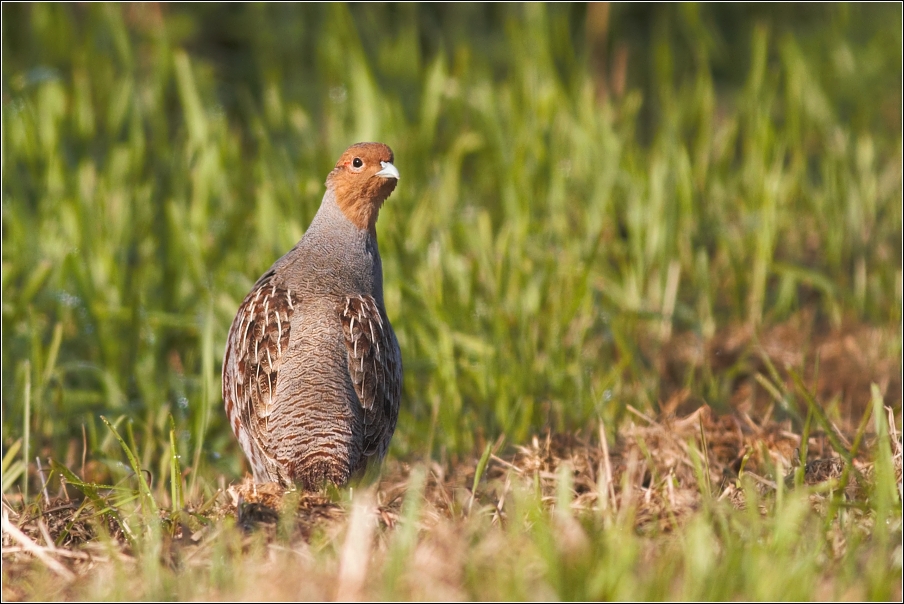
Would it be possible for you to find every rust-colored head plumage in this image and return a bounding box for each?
[326,142,399,233]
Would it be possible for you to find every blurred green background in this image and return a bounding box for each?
[2,3,901,488]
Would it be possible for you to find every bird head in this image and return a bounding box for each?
[326,142,399,234]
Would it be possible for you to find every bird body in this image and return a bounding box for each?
[223,143,401,490]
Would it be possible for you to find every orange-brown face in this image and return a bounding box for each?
[326,142,399,233]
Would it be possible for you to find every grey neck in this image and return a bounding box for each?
[275,192,384,302]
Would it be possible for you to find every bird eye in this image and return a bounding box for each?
[352,157,363,168]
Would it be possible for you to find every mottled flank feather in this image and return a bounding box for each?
[340,295,402,459]
[223,270,298,481]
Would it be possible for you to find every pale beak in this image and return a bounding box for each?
[375,161,400,180]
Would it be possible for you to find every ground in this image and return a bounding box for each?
[3,319,901,601]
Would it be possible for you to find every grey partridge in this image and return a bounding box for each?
[222,142,402,490]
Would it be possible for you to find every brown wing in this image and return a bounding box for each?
[339,294,402,459]
[222,270,298,481]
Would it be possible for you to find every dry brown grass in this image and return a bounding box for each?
[3,318,902,601]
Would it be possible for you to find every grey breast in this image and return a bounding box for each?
[264,193,389,486]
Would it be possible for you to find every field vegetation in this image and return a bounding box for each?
[2,4,902,600]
